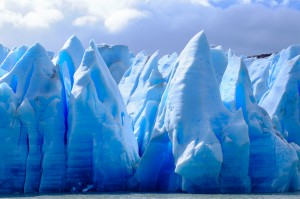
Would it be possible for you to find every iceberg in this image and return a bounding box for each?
[0,30,299,194]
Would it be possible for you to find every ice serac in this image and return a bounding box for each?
[220,50,256,112]
[260,55,300,145]
[137,52,181,192]
[166,31,251,193]
[0,44,10,65]
[158,52,178,82]
[219,109,250,193]
[0,45,28,73]
[0,43,66,193]
[267,45,300,90]
[97,44,131,84]
[220,52,298,192]
[165,31,227,193]
[0,83,26,193]
[53,35,85,104]
[210,46,228,85]
[125,51,166,155]
[66,41,139,192]
[139,31,224,193]
[245,55,274,102]
[246,46,300,104]
[119,51,149,105]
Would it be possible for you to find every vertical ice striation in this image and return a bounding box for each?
[267,45,300,91]
[260,55,300,145]
[53,35,85,104]
[219,109,250,193]
[210,46,228,85]
[119,51,149,105]
[66,41,139,192]
[139,31,229,193]
[125,51,166,154]
[245,55,274,102]
[220,52,298,192]
[164,31,227,193]
[0,43,66,193]
[0,83,25,193]
[0,32,299,194]
[220,50,256,112]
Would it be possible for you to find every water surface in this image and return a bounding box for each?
[1,193,300,199]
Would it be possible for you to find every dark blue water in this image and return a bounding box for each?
[1,193,300,199]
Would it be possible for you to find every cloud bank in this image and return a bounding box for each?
[0,0,299,56]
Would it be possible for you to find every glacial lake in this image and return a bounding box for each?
[1,193,300,199]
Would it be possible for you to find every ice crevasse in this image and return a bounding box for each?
[0,31,299,193]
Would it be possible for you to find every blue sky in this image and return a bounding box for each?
[0,0,300,56]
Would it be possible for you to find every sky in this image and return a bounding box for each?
[0,0,300,56]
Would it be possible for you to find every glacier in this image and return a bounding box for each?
[0,31,299,194]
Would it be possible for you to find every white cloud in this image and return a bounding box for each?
[0,0,63,28]
[0,0,298,32]
[190,0,211,6]
[73,15,98,26]
[23,9,63,28]
[68,0,148,32]
[0,0,300,57]
[0,0,149,31]
[104,9,148,33]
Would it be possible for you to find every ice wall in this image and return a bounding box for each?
[0,31,299,194]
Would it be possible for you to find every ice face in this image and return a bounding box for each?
[123,51,166,154]
[138,31,299,194]
[210,47,228,85]
[259,56,300,145]
[53,35,85,105]
[138,31,240,193]
[220,51,298,192]
[244,56,272,102]
[0,45,28,73]
[0,44,10,65]
[161,31,228,193]
[0,82,25,193]
[66,41,139,192]
[119,51,149,105]
[245,45,300,146]
[0,31,299,194]
[158,52,178,82]
[97,44,131,84]
[0,43,66,193]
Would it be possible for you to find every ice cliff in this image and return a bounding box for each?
[0,31,299,194]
